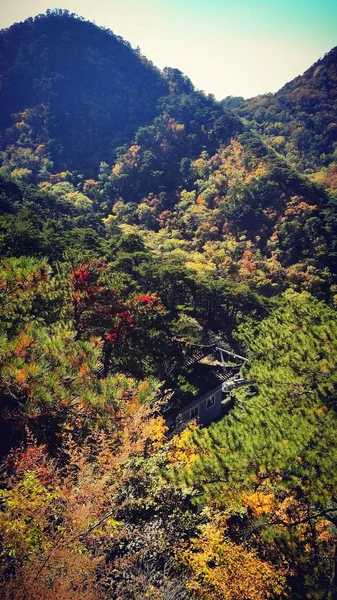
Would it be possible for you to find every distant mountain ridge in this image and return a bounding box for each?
[236,46,337,181]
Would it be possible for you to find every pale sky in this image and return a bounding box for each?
[0,0,336,99]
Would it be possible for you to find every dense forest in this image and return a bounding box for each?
[234,47,337,187]
[0,10,337,600]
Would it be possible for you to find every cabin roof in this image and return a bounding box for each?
[164,340,247,415]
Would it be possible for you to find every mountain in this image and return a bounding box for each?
[236,47,337,187]
[0,9,168,175]
[0,10,244,183]
[0,11,336,287]
[0,11,244,191]
[1,11,337,600]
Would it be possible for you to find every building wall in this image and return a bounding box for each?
[177,385,223,426]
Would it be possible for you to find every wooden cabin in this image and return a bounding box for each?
[176,383,223,426]
[165,344,248,429]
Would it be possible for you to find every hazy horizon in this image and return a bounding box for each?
[0,0,336,99]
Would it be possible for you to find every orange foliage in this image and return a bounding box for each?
[79,362,89,376]
[13,331,32,355]
[168,422,199,466]
[239,248,257,274]
[243,491,275,517]
[315,519,333,543]
[15,368,29,384]
[112,145,141,176]
[0,390,167,600]
[283,196,317,217]
[180,519,286,600]
[142,416,168,452]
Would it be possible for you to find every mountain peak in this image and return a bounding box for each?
[0,10,168,174]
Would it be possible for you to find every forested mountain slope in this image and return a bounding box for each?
[1,10,337,600]
[0,10,168,174]
[236,47,337,186]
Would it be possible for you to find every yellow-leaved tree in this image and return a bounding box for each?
[180,516,286,600]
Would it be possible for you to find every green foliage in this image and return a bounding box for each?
[238,290,337,408]
[173,292,337,497]
[171,313,203,343]
[0,470,58,566]
[170,292,337,598]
